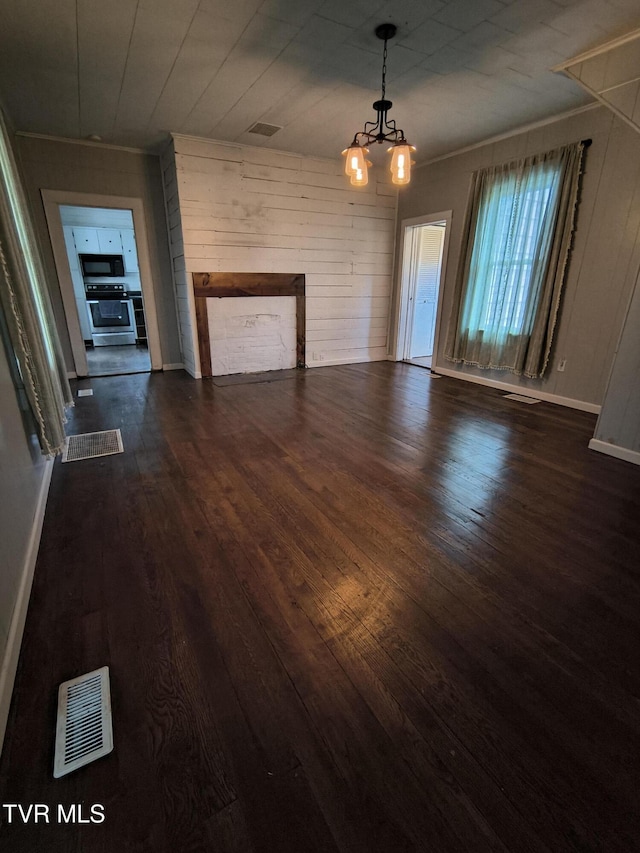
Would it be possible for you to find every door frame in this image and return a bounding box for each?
[393,210,452,365]
[41,189,163,376]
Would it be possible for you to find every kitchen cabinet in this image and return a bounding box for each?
[71,227,123,255]
[120,229,139,272]
[69,226,136,261]
[72,227,101,254]
[97,228,123,254]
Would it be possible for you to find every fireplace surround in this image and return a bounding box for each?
[192,273,305,377]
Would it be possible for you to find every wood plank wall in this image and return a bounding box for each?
[162,134,397,376]
[161,139,197,376]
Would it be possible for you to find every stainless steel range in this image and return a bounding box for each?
[85,283,136,346]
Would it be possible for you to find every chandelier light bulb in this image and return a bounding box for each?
[389,143,415,186]
[350,165,369,186]
[342,144,368,177]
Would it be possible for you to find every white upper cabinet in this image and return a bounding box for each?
[97,228,123,254]
[72,226,101,254]
[120,229,139,272]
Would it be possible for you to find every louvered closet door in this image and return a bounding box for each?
[410,226,444,358]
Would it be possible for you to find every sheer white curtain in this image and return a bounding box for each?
[445,142,585,378]
[0,106,71,455]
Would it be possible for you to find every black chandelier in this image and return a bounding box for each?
[342,23,415,187]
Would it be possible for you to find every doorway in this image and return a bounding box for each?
[395,212,451,370]
[42,190,163,378]
[59,205,150,377]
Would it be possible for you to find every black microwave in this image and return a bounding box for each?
[79,254,125,277]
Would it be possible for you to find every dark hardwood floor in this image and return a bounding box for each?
[1,362,639,852]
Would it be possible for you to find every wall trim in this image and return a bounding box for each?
[66,371,77,379]
[588,438,640,465]
[0,458,53,755]
[162,363,184,371]
[431,366,601,413]
[557,71,640,138]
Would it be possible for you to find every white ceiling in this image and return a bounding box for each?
[1,0,639,164]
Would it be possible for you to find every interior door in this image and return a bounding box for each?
[409,225,445,359]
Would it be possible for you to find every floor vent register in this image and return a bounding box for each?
[503,393,541,404]
[53,667,114,778]
[62,429,123,462]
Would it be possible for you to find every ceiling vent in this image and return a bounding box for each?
[247,122,282,137]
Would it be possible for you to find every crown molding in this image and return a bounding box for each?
[15,131,154,156]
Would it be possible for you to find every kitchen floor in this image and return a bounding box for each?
[85,344,150,376]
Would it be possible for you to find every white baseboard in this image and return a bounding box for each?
[432,366,601,414]
[162,363,184,371]
[588,438,640,465]
[0,458,54,755]
[306,354,386,368]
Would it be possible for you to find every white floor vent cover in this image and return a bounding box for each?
[503,394,541,404]
[54,667,113,778]
[62,429,123,462]
[77,389,93,397]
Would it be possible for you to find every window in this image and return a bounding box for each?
[445,142,586,379]
[475,174,555,337]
